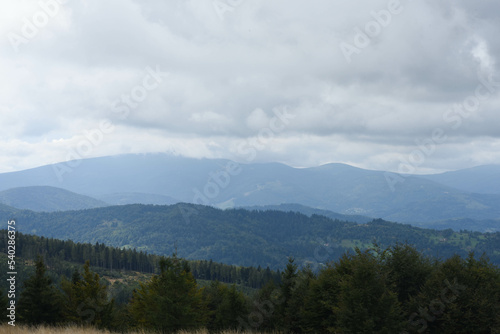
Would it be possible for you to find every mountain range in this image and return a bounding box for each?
[0,153,499,231]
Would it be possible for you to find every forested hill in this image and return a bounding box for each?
[0,230,281,290]
[3,203,499,269]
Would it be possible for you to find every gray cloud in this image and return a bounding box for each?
[0,0,499,174]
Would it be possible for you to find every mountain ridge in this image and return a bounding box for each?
[420,164,500,195]
[0,154,499,229]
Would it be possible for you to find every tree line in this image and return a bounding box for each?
[0,230,281,289]
[2,242,499,333]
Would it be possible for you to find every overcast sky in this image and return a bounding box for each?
[1,0,499,174]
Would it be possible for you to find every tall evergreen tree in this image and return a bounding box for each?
[204,281,249,330]
[300,263,341,333]
[407,253,500,333]
[17,256,63,325]
[129,253,208,332]
[276,257,299,333]
[331,249,405,333]
[289,266,316,333]
[61,261,114,328]
[246,279,281,332]
[381,243,434,306]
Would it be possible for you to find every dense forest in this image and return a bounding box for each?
[0,230,281,290]
[1,238,499,333]
[2,203,500,269]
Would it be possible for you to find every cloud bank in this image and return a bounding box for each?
[1,0,499,173]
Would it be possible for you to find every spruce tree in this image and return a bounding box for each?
[129,253,208,332]
[331,249,405,333]
[18,256,63,325]
[204,282,248,330]
[61,261,114,328]
[276,257,299,332]
[408,253,500,333]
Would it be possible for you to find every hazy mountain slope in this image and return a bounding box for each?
[96,192,179,205]
[1,203,498,269]
[0,154,235,199]
[0,154,499,224]
[222,162,500,222]
[0,186,108,212]
[242,203,372,224]
[411,217,500,233]
[0,203,20,215]
[420,165,500,194]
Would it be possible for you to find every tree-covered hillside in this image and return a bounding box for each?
[2,242,499,333]
[3,203,499,269]
[0,230,281,291]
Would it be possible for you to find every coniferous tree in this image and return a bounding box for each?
[381,243,434,306]
[61,262,114,328]
[129,253,208,332]
[17,256,63,325]
[407,253,500,333]
[331,249,405,333]
[246,279,281,332]
[61,269,84,323]
[300,263,341,333]
[289,266,316,333]
[204,281,249,330]
[276,257,299,333]
[0,289,8,323]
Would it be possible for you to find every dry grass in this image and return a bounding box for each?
[0,325,274,334]
[0,325,115,334]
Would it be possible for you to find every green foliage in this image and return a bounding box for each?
[3,204,499,270]
[300,264,340,332]
[0,289,8,323]
[406,253,500,333]
[246,279,282,331]
[5,233,500,333]
[276,257,299,332]
[203,281,249,330]
[330,249,405,333]
[61,261,114,328]
[381,243,435,305]
[0,230,280,290]
[129,253,208,332]
[17,256,64,325]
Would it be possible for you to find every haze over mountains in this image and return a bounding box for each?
[0,153,499,231]
[0,186,107,212]
[421,165,500,195]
